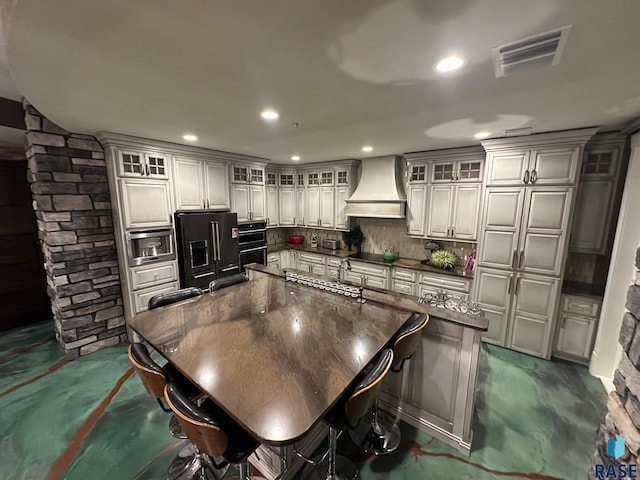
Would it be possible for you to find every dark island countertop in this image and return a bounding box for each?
[267,243,474,279]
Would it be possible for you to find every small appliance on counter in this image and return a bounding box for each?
[310,233,318,248]
[323,239,340,250]
[289,235,305,244]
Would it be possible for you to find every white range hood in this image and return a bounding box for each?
[345,155,407,218]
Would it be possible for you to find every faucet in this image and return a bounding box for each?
[336,258,351,283]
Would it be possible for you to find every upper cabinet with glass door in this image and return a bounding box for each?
[117,149,169,180]
[431,158,483,183]
[232,165,265,185]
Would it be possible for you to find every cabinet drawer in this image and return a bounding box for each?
[349,260,388,278]
[298,252,325,265]
[392,267,416,282]
[267,253,279,263]
[326,257,343,268]
[561,295,601,318]
[391,279,415,296]
[131,262,177,290]
[418,272,471,293]
[133,281,180,313]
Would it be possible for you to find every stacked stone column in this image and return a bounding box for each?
[24,101,125,358]
[591,245,640,471]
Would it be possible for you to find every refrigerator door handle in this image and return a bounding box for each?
[215,222,222,261]
[221,265,240,272]
[211,221,219,262]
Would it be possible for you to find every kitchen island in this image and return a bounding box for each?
[246,264,488,465]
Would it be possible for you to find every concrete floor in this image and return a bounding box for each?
[1,321,606,480]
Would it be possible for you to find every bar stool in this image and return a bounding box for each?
[349,313,428,456]
[302,348,394,480]
[208,273,248,292]
[164,382,267,480]
[128,343,220,480]
[148,286,203,310]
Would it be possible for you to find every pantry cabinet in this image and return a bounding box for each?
[119,178,173,229]
[477,128,596,358]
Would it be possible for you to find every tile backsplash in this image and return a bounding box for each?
[278,218,475,266]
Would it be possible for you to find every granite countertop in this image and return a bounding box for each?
[246,263,488,331]
[267,243,474,279]
[562,281,605,300]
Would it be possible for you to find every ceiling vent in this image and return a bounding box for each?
[493,25,571,77]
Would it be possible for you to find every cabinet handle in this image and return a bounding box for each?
[523,169,530,184]
[451,171,455,181]
[518,250,524,269]
[531,169,538,184]
[507,276,513,294]
[293,217,296,225]
[512,250,518,269]
[146,164,151,176]
[451,226,455,237]
[456,170,460,181]
[515,277,521,295]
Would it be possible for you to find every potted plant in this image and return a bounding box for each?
[343,225,364,252]
[430,250,457,270]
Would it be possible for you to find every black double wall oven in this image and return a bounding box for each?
[238,221,267,269]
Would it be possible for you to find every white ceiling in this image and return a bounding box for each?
[3,0,640,163]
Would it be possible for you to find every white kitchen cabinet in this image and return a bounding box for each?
[431,159,483,183]
[174,157,229,210]
[508,274,559,357]
[427,184,480,240]
[295,187,306,226]
[334,186,350,231]
[553,294,601,364]
[478,186,571,277]
[406,185,427,236]
[407,162,428,184]
[570,134,626,254]
[266,186,279,227]
[267,252,280,268]
[555,313,597,360]
[305,186,334,228]
[278,187,296,226]
[473,268,513,346]
[485,147,580,186]
[232,184,266,222]
[391,267,417,295]
[346,260,389,289]
[119,178,173,229]
[117,149,169,180]
[130,262,177,291]
[133,281,180,313]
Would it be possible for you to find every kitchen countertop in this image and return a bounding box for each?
[267,243,474,279]
[561,281,605,300]
[245,263,488,331]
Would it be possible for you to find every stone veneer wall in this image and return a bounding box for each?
[591,244,640,472]
[23,101,125,358]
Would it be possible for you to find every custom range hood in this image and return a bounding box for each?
[345,155,407,218]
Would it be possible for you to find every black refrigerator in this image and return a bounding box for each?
[175,211,240,290]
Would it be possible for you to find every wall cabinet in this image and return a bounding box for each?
[278,187,296,226]
[305,187,334,228]
[119,178,173,229]
[406,185,427,236]
[117,149,169,180]
[569,134,626,254]
[266,186,279,227]
[232,184,266,222]
[174,157,229,210]
[427,184,480,240]
[485,147,580,186]
[431,159,483,183]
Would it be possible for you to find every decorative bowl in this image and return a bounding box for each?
[289,235,305,244]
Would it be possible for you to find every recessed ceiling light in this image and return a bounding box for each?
[261,110,279,120]
[291,155,300,161]
[362,146,373,152]
[474,131,491,140]
[436,55,466,72]
[182,134,198,142]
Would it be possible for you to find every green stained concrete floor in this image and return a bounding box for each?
[0,321,606,480]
